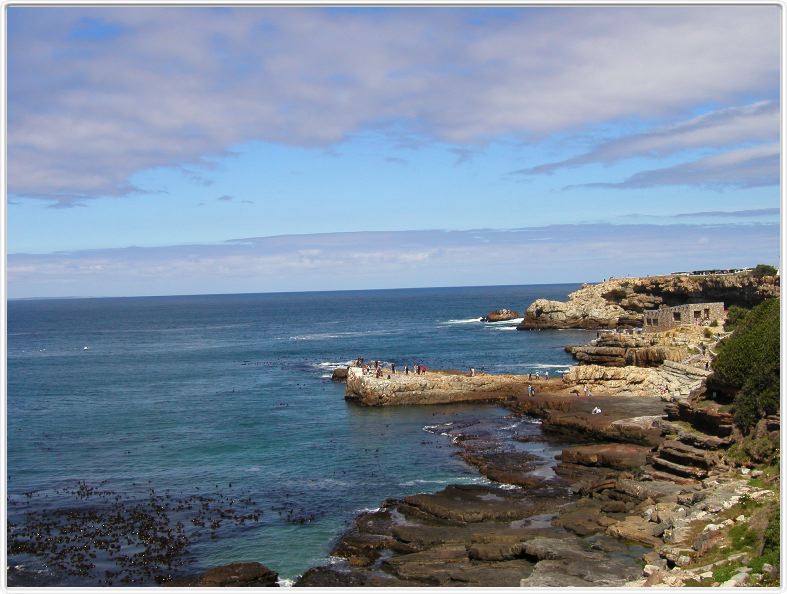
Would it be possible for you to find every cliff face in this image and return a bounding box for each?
[519,274,779,330]
[564,326,715,368]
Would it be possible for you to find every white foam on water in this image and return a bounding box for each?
[356,506,382,513]
[490,326,517,331]
[486,317,524,325]
[320,374,332,379]
[440,317,482,325]
[315,360,354,368]
[277,578,294,587]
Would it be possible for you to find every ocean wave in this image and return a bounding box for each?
[315,361,354,368]
[491,363,569,369]
[489,326,517,331]
[398,479,453,487]
[440,317,482,325]
[277,578,294,587]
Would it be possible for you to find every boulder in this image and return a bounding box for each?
[331,367,348,381]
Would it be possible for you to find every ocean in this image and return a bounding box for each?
[7,284,592,584]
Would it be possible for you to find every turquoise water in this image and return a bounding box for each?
[7,284,591,583]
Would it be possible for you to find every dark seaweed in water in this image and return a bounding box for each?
[7,481,263,585]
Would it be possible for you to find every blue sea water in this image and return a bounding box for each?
[7,284,591,583]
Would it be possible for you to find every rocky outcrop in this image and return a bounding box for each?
[169,562,279,587]
[518,274,778,330]
[481,308,520,322]
[560,361,711,399]
[566,331,690,367]
[519,284,626,330]
[297,483,645,587]
[560,444,651,470]
[344,367,529,406]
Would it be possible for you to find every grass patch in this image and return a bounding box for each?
[712,562,741,583]
[729,523,757,550]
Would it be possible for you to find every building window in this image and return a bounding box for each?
[694,310,701,320]
[673,312,681,322]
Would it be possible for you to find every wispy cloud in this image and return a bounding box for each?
[217,195,234,202]
[671,208,779,219]
[8,223,779,298]
[8,6,779,204]
[515,101,778,175]
[566,144,779,190]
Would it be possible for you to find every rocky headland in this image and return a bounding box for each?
[518,273,779,330]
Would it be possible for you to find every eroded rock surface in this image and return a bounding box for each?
[518,274,778,330]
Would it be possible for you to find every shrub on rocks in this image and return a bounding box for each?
[710,298,779,433]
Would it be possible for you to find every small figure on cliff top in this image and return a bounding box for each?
[391,363,396,374]
[544,371,549,379]
[469,367,475,377]
[405,365,409,375]
[527,384,533,396]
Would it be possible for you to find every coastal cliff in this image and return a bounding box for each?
[518,274,778,330]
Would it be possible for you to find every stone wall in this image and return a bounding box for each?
[643,303,724,332]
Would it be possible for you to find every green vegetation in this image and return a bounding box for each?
[729,523,757,549]
[710,298,779,432]
[750,264,778,278]
[749,511,779,583]
[712,562,741,583]
[727,435,780,466]
[724,305,749,332]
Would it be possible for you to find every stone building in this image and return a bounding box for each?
[643,302,725,331]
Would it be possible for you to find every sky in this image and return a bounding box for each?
[6,6,782,298]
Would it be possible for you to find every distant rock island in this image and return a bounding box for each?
[481,308,520,322]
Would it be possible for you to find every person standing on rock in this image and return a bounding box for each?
[405,365,409,375]
[544,371,549,380]
[470,367,475,377]
[391,363,396,374]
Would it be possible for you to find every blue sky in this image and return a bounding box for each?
[6,6,781,297]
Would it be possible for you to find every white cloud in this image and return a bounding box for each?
[518,101,778,175]
[573,143,779,190]
[7,6,779,204]
[8,224,779,297]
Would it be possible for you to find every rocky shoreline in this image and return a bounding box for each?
[297,274,780,587]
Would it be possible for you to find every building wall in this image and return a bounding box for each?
[643,302,725,331]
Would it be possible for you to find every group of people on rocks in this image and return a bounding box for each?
[355,357,429,378]
[527,371,549,381]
